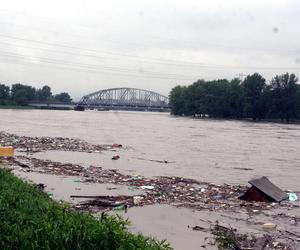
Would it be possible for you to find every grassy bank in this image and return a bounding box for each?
[0,169,170,250]
[0,105,36,109]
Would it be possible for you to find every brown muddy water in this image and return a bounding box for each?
[1,109,300,249]
[1,109,300,189]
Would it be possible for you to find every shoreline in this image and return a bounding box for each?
[0,105,37,110]
[175,114,300,125]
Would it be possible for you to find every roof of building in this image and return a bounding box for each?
[249,176,288,202]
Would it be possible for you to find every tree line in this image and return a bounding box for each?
[0,83,72,106]
[169,73,300,122]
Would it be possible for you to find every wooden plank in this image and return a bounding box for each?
[0,147,14,157]
[70,195,132,199]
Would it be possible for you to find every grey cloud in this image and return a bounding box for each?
[0,0,299,99]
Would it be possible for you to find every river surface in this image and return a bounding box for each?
[1,109,300,190]
[2,109,300,249]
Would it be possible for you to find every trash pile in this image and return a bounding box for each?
[209,223,291,250]
[13,156,85,176]
[190,220,298,250]
[8,156,299,214]
[0,132,114,153]
[12,156,131,181]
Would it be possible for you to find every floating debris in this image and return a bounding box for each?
[0,131,113,153]
[34,183,46,191]
[141,185,155,190]
[111,155,120,160]
[0,146,14,157]
[136,157,175,164]
[71,195,133,212]
[287,192,298,202]
[7,156,299,214]
[262,222,277,231]
[233,167,254,171]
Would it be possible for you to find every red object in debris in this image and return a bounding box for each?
[112,144,122,148]
[240,186,272,202]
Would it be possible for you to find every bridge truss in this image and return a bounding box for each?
[78,88,169,111]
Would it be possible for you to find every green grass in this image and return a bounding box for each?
[0,169,171,250]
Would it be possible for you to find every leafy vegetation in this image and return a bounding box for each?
[53,92,72,103]
[211,223,237,250]
[169,73,300,122]
[0,83,72,106]
[0,169,171,250]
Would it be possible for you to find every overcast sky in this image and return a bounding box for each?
[0,0,299,99]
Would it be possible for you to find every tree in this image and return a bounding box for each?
[54,92,72,103]
[270,73,298,122]
[169,86,187,115]
[11,84,36,105]
[242,73,266,120]
[296,85,300,119]
[0,84,10,104]
[227,78,244,119]
[36,85,52,102]
[169,72,299,122]
[184,82,203,116]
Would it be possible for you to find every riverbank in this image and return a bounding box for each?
[0,105,73,110]
[0,168,170,250]
[0,105,36,109]
[183,115,300,125]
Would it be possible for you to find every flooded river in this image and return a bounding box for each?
[1,109,300,190]
[1,109,300,249]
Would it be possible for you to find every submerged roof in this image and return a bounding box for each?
[249,176,288,202]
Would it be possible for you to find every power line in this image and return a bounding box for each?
[0,53,199,81]
[0,50,208,78]
[0,35,299,71]
[0,40,216,68]
[1,51,297,86]
[1,15,298,56]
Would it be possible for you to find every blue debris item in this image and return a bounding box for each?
[114,205,125,212]
[287,192,298,202]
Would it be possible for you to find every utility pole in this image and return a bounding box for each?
[236,73,247,81]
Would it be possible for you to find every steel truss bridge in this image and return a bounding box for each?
[77,88,169,111]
